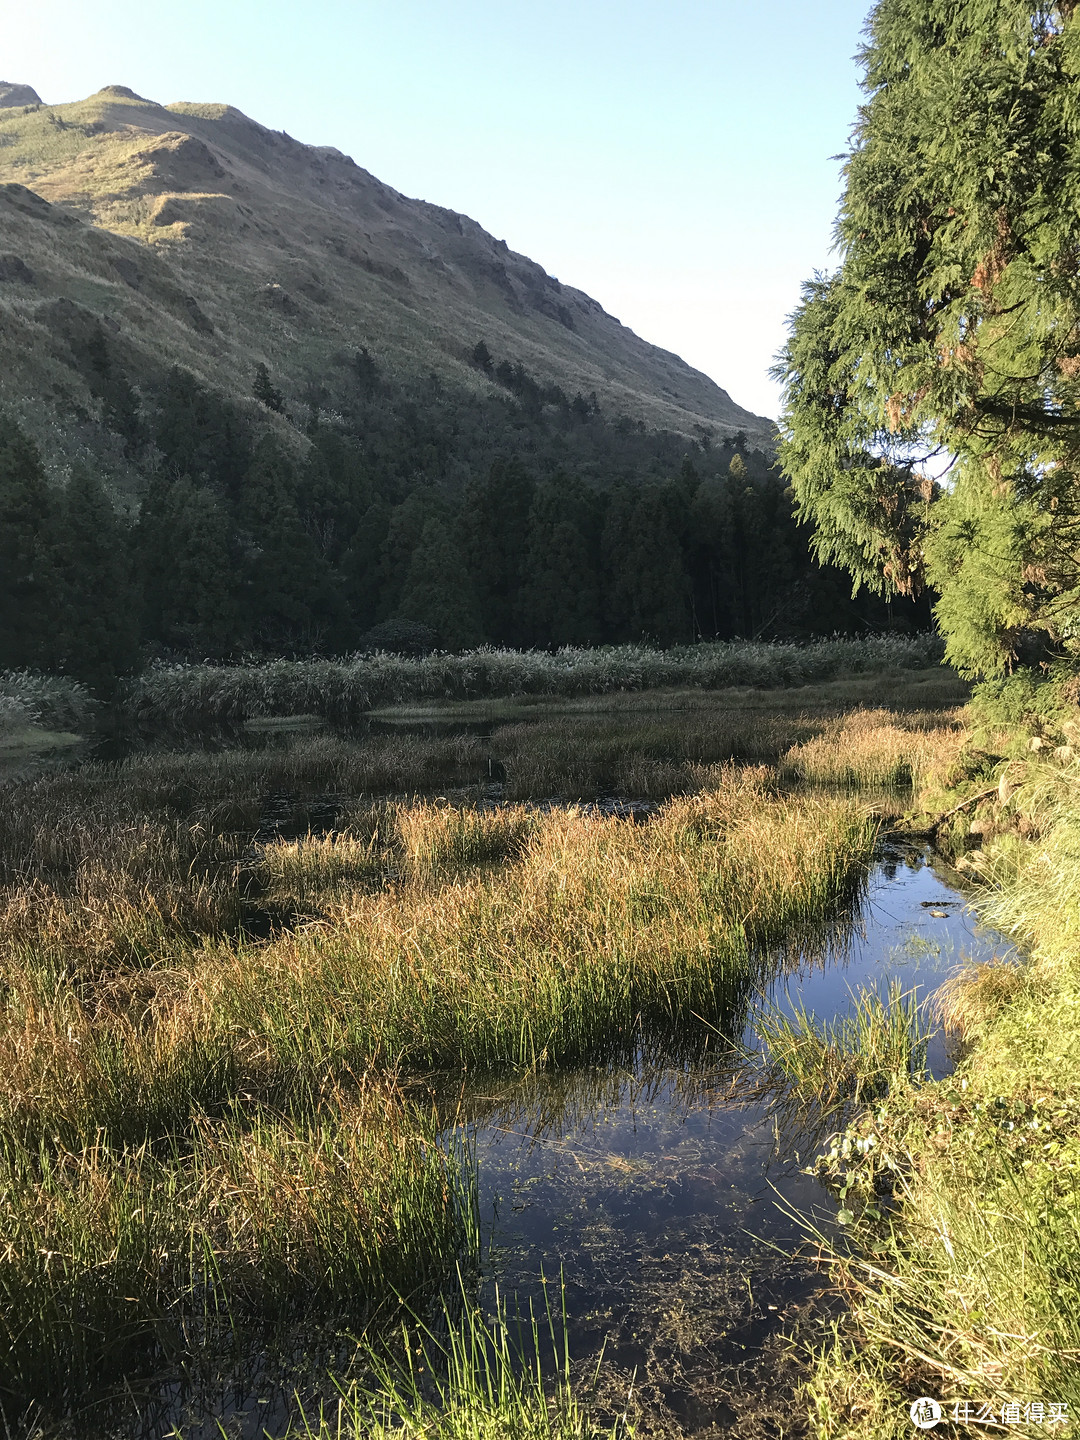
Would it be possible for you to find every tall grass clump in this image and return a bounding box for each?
[123,636,945,737]
[0,670,97,733]
[199,774,878,1076]
[0,1086,475,1407]
[0,779,254,985]
[802,766,1080,1437]
[781,708,966,790]
[756,981,931,1114]
[286,1285,628,1440]
[395,802,540,876]
[259,803,540,913]
[0,693,34,742]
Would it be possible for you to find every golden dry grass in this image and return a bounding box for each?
[781,707,967,790]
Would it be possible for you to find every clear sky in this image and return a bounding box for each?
[3,0,871,421]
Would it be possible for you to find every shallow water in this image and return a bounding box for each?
[445,840,1012,1437]
[82,840,1014,1440]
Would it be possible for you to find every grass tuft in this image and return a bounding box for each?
[756,981,931,1113]
[781,708,966,790]
[280,1280,629,1440]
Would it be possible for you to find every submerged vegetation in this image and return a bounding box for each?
[293,1285,630,1440]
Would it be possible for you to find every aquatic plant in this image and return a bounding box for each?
[756,980,931,1113]
[288,1282,630,1440]
[123,636,946,737]
[0,1085,475,1407]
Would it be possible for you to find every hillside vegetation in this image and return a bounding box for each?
[0,84,770,454]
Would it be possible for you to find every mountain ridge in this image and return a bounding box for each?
[0,84,773,464]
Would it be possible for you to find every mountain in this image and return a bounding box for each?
[0,84,773,464]
[0,85,916,680]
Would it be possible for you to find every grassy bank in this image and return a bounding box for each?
[763,716,1080,1438]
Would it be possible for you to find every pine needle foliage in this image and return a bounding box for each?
[774,1,1080,678]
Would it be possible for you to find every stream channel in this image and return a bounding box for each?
[151,829,1016,1440]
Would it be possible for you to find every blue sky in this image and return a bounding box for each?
[5,0,871,419]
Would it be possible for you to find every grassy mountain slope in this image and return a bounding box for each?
[0,84,772,469]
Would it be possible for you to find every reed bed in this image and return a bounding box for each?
[0,670,96,733]
[0,779,878,1150]
[495,710,825,799]
[123,636,944,737]
[258,802,540,914]
[781,707,966,790]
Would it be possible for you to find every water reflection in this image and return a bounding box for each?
[442,842,1013,1438]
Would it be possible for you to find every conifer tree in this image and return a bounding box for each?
[399,517,483,650]
[253,362,285,413]
[235,436,345,650]
[341,500,391,634]
[775,0,1080,676]
[82,324,143,457]
[138,474,238,656]
[53,466,138,687]
[518,474,604,646]
[459,459,535,644]
[376,492,446,621]
[0,414,62,668]
[602,483,691,643]
[154,368,253,504]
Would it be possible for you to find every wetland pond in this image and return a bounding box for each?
[162,835,1012,1440]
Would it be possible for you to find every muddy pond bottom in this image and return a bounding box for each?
[449,841,1014,1438]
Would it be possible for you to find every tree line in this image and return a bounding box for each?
[1,333,929,690]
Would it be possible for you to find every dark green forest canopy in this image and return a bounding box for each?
[2,335,925,687]
[774,0,1080,678]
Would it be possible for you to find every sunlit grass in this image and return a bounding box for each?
[200,776,877,1077]
[781,708,966,790]
[0,1084,474,1404]
[756,980,931,1113]
[0,695,915,1418]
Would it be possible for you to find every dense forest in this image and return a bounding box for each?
[1,328,929,689]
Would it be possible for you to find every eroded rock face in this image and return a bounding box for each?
[0,83,43,108]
